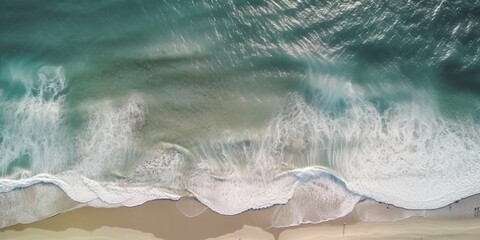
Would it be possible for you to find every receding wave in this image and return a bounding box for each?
[1,67,480,228]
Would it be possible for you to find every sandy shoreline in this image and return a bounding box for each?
[2,199,480,240]
[1,200,279,240]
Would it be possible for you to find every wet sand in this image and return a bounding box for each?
[1,200,282,240]
[2,199,480,240]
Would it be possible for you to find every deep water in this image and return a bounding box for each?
[1,0,480,228]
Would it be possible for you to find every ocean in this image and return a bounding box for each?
[1,0,480,228]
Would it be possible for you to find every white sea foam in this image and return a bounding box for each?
[0,66,70,175]
[129,144,189,192]
[76,94,146,177]
[336,99,480,209]
[183,98,361,216]
[0,67,357,228]
[58,94,184,206]
[284,74,480,210]
[47,80,480,222]
[2,68,480,229]
[268,168,361,227]
[186,166,298,215]
[0,183,77,227]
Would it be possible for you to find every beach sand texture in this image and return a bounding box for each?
[2,199,480,240]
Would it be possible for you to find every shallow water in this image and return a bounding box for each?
[1,0,480,228]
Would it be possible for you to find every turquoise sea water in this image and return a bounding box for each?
[1,0,480,227]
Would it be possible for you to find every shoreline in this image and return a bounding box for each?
[1,200,283,240]
[2,198,480,240]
